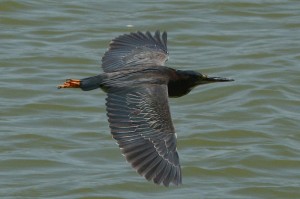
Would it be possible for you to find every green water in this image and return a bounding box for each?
[1,0,300,198]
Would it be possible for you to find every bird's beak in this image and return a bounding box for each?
[200,75,234,84]
[205,76,234,82]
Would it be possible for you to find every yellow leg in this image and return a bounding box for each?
[57,79,81,89]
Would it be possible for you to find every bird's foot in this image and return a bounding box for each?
[57,79,81,89]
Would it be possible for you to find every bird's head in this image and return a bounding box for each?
[168,69,234,97]
[179,70,234,86]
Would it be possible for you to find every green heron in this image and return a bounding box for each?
[58,31,233,186]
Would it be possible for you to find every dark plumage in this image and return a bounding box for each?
[58,31,233,186]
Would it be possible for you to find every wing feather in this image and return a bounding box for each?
[106,84,181,186]
[102,31,168,72]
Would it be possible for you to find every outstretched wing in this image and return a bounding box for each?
[102,30,168,72]
[106,84,181,186]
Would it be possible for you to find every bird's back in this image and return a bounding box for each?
[100,66,175,92]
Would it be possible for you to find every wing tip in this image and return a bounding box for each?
[101,30,169,72]
[107,30,168,51]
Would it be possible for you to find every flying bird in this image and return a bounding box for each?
[58,31,233,186]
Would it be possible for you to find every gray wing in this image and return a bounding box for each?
[106,84,181,186]
[102,31,168,72]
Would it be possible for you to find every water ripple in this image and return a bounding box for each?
[1,0,300,198]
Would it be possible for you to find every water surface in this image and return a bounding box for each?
[1,0,300,198]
